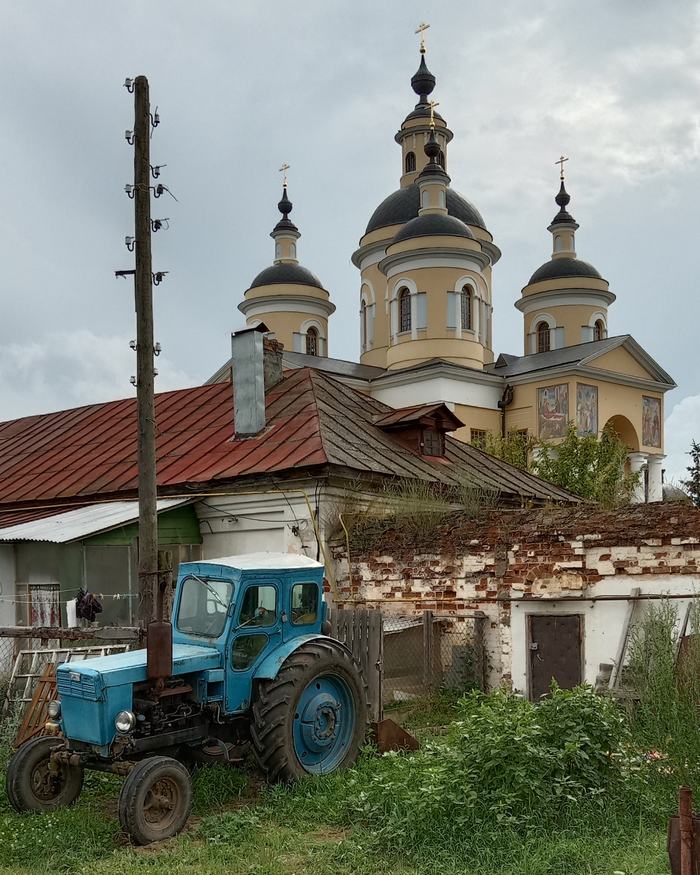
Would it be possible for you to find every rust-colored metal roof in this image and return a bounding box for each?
[373,403,464,431]
[0,368,578,509]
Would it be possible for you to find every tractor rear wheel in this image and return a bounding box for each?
[118,756,192,845]
[6,737,83,812]
[251,638,368,782]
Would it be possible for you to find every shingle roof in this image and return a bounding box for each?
[0,369,577,509]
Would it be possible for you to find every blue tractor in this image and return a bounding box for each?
[5,553,368,844]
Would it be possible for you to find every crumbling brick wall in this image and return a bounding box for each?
[331,502,700,691]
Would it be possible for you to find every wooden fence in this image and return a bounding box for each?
[330,608,384,723]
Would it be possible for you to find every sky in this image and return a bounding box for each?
[1,1,699,482]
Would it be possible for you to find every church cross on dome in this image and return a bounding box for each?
[428,99,440,129]
[415,21,430,53]
[279,162,290,187]
[555,154,569,181]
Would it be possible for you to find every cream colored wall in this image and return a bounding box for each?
[388,234,481,258]
[589,348,651,380]
[359,261,389,367]
[398,118,450,187]
[245,310,328,354]
[384,263,492,370]
[452,405,501,443]
[243,284,330,305]
[502,375,664,453]
[525,304,607,350]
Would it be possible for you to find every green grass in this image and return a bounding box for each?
[0,689,678,875]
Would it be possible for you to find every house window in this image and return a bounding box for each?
[470,429,487,449]
[306,327,319,356]
[461,286,473,331]
[422,428,445,456]
[398,287,411,333]
[593,319,605,341]
[405,151,416,173]
[536,321,551,353]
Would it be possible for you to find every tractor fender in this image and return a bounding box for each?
[253,634,353,681]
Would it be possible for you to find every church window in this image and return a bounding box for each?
[536,321,551,353]
[398,287,411,333]
[593,319,605,341]
[438,149,446,169]
[305,327,319,356]
[461,286,473,331]
[470,429,487,449]
[405,151,416,173]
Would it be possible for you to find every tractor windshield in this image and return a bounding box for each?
[176,575,233,638]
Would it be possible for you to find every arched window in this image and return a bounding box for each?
[398,287,411,333]
[360,299,367,349]
[438,149,446,169]
[405,151,416,173]
[460,285,472,331]
[305,327,319,356]
[593,319,605,341]
[536,320,551,353]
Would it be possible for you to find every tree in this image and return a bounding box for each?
[681,439,700,507]
[533,423,639,508]
[480,429,535,471]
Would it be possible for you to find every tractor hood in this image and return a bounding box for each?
[56,643,222,691]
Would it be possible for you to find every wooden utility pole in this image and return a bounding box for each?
[132,75,158,628]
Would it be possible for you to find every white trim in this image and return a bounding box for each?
[381,249,489,276]
[239,296,336,318]
[505,364,674,392]
[516,289,616,313]
[360,281,376,306]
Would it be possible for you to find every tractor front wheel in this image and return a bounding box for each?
[6,736,84,813]
[118,756,192,845]
[251,638,368,782]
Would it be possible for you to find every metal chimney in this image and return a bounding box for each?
[232,323,283,436]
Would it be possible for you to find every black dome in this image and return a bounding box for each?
[249,263,324,290]
[528,257,603,285]
[392,213,474,244]
[365,183,487,234]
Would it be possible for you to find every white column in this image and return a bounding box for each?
[628,452,648,504]
[647,454,665,503]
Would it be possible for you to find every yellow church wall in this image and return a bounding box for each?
[524,304,607,350]
[243,283,330,305]
[521,275,609,298]
[360,262,389,367]
[452,405,501,443]
[500,375,664,453]
[244,310,329,354]
[387,337,486,370]
[388,234,481,258]
[588,348,654,381]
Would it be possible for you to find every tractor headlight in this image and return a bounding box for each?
[115,710,136,733]
[47,700,61,719]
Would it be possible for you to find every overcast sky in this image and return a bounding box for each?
[1,1,698,482]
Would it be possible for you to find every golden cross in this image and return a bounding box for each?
[415,21,430,53]
[279,163,290,187]
[428,99,440,128]
[555,154,569,181]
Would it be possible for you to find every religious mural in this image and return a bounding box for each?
[642,396,661,447]
[538,384,569,439]
[576,384,598,436]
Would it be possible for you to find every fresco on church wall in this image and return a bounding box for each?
[538,384,569,439]
[642,396,661,447]
[576,384,598,436]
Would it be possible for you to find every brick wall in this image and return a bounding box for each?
[331,502,700,691]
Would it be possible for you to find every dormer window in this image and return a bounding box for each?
[421,428,445,456]
[373,403,464,459]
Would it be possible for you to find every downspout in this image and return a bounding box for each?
[498,384,514,437]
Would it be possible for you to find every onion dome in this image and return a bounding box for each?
[365,185,486,234]
[550,179,575,226]
[272,184,298,234]
[411,53,436,105]
[250,263,324,289]
[392,213,474,245]
[528,257,603,285]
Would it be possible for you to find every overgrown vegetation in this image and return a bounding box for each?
[478,429,535,471]
[5,605,700,873]
[682,438,700,507]
[532,423,640,507]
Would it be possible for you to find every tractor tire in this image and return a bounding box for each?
[251,638,368,783]
[6,736,83,813]
[118,756,192,846]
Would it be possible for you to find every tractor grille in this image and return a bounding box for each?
[56,672,99,701]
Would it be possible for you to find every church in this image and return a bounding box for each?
[225,40,676,504]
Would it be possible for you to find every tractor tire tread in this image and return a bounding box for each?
[118,755,192,846]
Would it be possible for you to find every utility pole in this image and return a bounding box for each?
[132,75,158,630]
